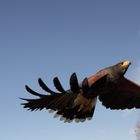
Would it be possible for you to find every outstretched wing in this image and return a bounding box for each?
[21,73,79,111]
[21,72,109,122]
[21,73,94,122]
[99,77,140,109]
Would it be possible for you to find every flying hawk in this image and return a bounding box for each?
[21,60,140,122]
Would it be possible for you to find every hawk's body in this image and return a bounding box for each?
[21,61,140,122]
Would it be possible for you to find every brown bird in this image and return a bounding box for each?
[21,60,140,123]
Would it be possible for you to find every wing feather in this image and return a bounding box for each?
[99,77,140,109]
[69,73,80,93]
[25,85,46,97]
[38,78,60,94]
[53,77,66,93]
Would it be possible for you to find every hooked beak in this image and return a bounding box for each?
[122,60,131,67]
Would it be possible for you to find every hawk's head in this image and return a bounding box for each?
[111,60,131,76]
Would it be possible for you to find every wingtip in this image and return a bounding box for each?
[71,72,77,78]
[38,77,59,94]
[69,72,80,92]
[53,77,58,81]
[38,78,42,83]
[25,85,30,91]
[19,97,25,100]
[82,77,89,95]
[53,77,66,93]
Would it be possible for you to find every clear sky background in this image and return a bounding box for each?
[0,0,140,140]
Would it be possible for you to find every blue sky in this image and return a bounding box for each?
[0,0,140,140]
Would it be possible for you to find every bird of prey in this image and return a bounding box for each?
[21,60,140,123]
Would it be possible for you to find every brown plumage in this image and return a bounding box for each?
[21,60,140,123]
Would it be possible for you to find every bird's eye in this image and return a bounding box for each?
[120,62,124,65]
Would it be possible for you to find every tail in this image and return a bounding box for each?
[20,73,97,122]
